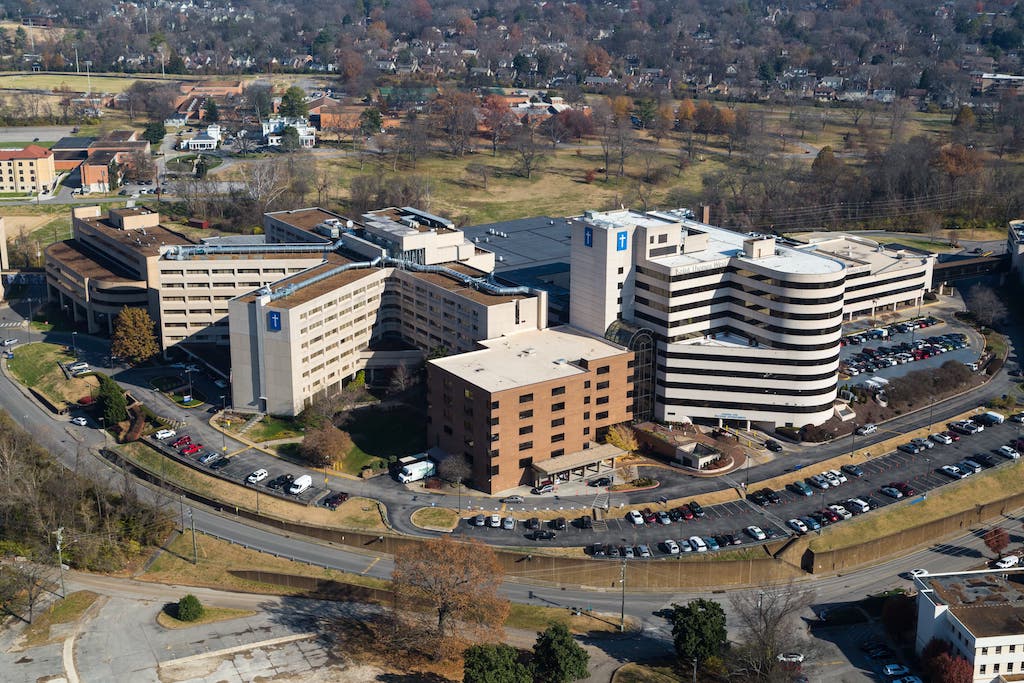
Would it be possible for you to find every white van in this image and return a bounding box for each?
[288,474,313,495]
[154,428,176,440]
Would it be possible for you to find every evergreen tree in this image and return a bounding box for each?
[203,99,219,122]
[142,121,166,146]
[279,86,308,118]
[532,623,589,683]
[98,375,129,425]
[668,599,728,667]
[462,643,531,683]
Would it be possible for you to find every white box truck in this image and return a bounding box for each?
[288,474,313,495]
[398,460,436,483]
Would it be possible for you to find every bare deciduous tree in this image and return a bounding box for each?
[966,284,1007,328]
[728,584,815,681]
[245,159,289,214]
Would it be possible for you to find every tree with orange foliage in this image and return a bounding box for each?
[392,536,509,656]
[583,45,612,76]
[610,95,632,122]
[935,143,980,192]
[481,94,518,155]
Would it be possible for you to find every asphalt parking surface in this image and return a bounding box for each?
[456,417,1024,557]
[840,320,980,382]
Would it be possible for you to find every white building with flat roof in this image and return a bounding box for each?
[570,209,846,429]
[915,569,1024,682]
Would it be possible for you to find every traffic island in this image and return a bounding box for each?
[410,506,460,532]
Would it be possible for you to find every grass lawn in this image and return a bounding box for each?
[248,415,304,442]
[0,72,203,94]
[341,406,426,472]
[150,375,184,392]
[0,141,54,149]
[612,663,684,683]
[809,460,1024,552]
[142,531,391,595]
[7,341,98,408]
[171,391,205,408]
[143,532,626,635]
[20,591,99,648]
[985,330,1008,360]
[410,507,459,531]
[157,605,256,629]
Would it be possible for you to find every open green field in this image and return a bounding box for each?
[0,71,205,94]
[6,341,98,408]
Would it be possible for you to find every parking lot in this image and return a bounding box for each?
[839,316,979,382]
[147,434,352,511]
[457,414,1024,558]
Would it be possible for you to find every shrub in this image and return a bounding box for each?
[177,594,204,622]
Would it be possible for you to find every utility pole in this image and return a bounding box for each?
[188,508,197,564]
[619,556,627,632]
[52,527,66,598]
[179,494,185,532]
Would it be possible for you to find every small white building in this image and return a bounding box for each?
[182,124,222,151]
[261,117,316,148]
[915,569,1024,682]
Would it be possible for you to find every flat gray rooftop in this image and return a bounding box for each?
[463,216,574,271]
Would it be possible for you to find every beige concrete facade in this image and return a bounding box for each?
[0,145,56,194]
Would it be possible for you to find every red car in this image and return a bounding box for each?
[678,506,694,521]
[171,436,192,448]
[943,431,960,442]
[181,444,202,456]
[891,481,916,496]
[820,508,841,523]
[642,508,657,524]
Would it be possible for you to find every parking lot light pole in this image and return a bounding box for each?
[71,331,77,359]
[220,395,227,452]
[619,556,627,632]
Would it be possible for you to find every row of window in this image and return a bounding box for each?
[635,284,844,321]
[659,394,835,414]
[636,264,846,290]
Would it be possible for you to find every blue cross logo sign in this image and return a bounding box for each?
[583,226,593,247]
[616,231,628,251]
[267,311,282,332]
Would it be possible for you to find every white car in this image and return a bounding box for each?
[828,468,848,484]
[828,504,853,520]
[154,428,176,440]
[883,664,910,677]
[939,464,964,479]
[776,652,805,664]
[908,568,929,578]
[745,525,767,541]
[688,536,708,552]
[627,510,645,526]
[856,423,878,435]
[502,516,516,530]
[2,338,17,346]
[787,518,808,534]
[931,432,953,445]
[489,513,502,528]
[823,471,842,487]
[995,555,1021,569]
[70,416,88,426]
[246,468,269,484]
[998,445,1021,460]
[664,539,680,555]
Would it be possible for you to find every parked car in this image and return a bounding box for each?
[268,474,294,490]
[532,483,554,494]
[532,530,556,540]
[171,436,192,448]
[898,442,923,455]
[688,536,708,552]
[551,517,567,530]
[777,653,805,664]
[488,514,502,528]
[627,510,645,525]
[958,459,982,474]
[588,476,612,487]
[764,439,783,452]
[787,518,808,534]
[788,480,814,496]
[70,416,88,426]
[656,511,672,525]
[808,474,830,490]
[910,437,934,450]
[246,468,269,484]
[745,525,767,541]
[939,464,965,479]
[688,502,706,518]
[995,555,1021,569]
[880,485,904,499]
[828,504,852,520]
[841,464,865,478]
[827,469,848,484]
[801,516,821,531]
[577,515,593,529]
[502,516,516,530]
[997,445,1021,460]
[892,481,916,496]
[931,432,953,445]
[663,539,680,555]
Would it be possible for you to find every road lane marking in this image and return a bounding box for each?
[361,557,381,574]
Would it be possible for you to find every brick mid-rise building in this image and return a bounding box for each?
[426,326,634,493]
